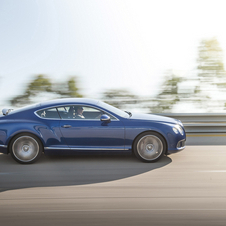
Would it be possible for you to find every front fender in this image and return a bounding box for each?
[123,120,185,151]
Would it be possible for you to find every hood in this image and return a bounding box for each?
[129,113,179,124]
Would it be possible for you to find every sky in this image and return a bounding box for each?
[1,0,226,107]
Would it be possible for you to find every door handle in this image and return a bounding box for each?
[62,125,72,128]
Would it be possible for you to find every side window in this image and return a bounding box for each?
[57,106,70,119]
[83,107,117,120]
[57,105,117,120]
[36,108,60,119]
[83,106,102,119]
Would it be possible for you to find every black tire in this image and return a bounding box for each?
[133,132,166,163]
[9,133,43,164]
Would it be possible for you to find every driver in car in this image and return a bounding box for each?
[75,106,85,118]
[68,106,85,119]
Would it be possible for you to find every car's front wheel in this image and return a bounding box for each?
[9,133,43,164]
[133,132,166,162]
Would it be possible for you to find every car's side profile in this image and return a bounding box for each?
[0,98,186,164]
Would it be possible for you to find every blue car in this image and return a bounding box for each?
[0,98,186,164]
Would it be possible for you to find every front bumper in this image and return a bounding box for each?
[167,136,186,154]
[176,139,186,150]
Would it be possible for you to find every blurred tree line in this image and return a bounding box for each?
[102,38,226,112]
[10,37,226,112]
[11,75,82,107]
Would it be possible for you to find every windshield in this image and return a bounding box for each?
[98,101,129,118]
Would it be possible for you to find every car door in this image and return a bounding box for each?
[57,105,125,150]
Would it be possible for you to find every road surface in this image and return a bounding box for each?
[1,146,226,226]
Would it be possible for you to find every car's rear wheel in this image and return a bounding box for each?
[9,133,43,164]
[133,132,166,162]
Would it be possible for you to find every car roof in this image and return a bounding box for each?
[38,98,99,108]
[3,98,100,118]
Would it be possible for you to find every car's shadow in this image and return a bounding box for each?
[0,152,172,192]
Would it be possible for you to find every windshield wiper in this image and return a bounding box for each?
[125,111,132,117]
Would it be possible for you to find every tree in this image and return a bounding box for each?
[10,74,52,106]
[10,75,83,107]
[197,38,226,82]
[54,77,83,98]
[151,71,184,113]
[194,38,226,111]
[102,89,138,109]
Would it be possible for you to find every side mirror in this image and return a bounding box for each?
[100,114,111,122]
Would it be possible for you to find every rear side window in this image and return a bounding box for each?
[36,108,60,119]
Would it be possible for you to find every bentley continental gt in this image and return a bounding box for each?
[0,98,186,164]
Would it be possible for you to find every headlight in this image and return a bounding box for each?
[173,127,179,134]
[172,125,184,135]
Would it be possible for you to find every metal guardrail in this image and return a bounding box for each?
[157,113,226,133]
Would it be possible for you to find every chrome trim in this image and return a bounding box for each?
[34,104,119,121]
[177,146,185,151]
[44,147,70,150]
[100,114,111,121]
[176,139,186,150]
[0,144,7,148]
[44,147,128,151]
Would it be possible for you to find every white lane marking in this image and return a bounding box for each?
[199,170,226,172]
[17,209,226,213]
[0,172,16,175]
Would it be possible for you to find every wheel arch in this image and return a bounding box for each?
[131,130,168,154]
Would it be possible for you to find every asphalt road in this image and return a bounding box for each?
[1,146,226,226]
